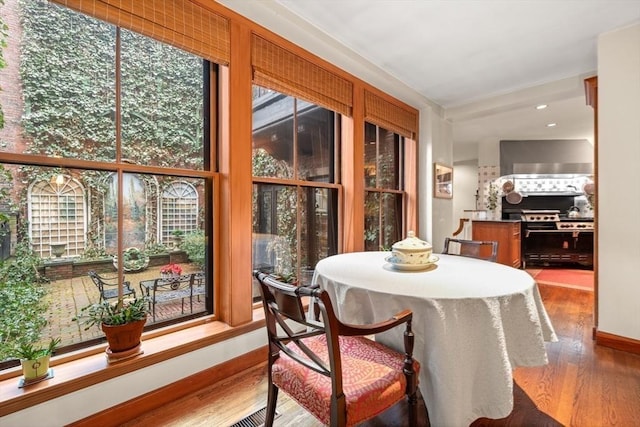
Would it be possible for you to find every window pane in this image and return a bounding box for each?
[365,191,402,251]
[252,183,338,293]
[365,191,381,250]
[13,1,116,160]
[364,122,378,188]
[364,122,402,190]
[0,165,211,363]
[252,87,336,182]
[252,183,297,272]
[378,128,400,189]
[364,122,404,250]
[298,187,338,285]
[296,104,335,182]
[252,91,294,179]
[121,30,205,170]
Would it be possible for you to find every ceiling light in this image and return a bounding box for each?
[536,104,547,110]
[546,123,557,127]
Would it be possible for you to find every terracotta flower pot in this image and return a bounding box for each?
[101,317,146,353]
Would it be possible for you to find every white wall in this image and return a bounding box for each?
[597,23,640,340]
[420,108,454,250]
[453,159,480,218]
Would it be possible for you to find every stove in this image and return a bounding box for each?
[521,209,561,222]
[519,209,594,268]
[555,221,594,230]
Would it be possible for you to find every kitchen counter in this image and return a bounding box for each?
[472,220,521,268]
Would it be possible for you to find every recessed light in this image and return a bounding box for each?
[546,123,557,127]
[536,104,548,110]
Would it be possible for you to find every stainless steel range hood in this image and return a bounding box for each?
[500,139,593,177]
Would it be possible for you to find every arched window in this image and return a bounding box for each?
[161,181,199,244]
[28,175,86,258]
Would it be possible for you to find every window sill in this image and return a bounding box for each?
[0,310,266,417]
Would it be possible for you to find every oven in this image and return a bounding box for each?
[520,209,594,268]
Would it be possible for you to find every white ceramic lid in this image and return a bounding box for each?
[391,231,432,252]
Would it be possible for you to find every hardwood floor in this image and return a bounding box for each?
[122,285,640,427]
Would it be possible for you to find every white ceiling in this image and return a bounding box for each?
[218,0,640,152]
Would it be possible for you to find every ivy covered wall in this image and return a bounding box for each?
[19,0,204,166]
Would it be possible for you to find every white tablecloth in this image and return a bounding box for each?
[312,251,557,427]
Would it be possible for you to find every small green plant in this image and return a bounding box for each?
[171,229,185,238]
[14,337,60,361]
[73,298,149,330]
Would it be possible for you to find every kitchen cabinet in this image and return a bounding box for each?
[472,220,521,268]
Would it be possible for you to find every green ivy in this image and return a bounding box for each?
[19,0,204,167]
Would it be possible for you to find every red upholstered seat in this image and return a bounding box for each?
[273,335,420,426]
[254,271,421,427]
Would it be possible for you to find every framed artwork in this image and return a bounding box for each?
[434,163,453,199]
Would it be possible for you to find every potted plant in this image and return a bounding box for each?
[73,297,150,363]
[15,337,60,386]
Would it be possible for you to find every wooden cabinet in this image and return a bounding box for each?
[472,220,521,268]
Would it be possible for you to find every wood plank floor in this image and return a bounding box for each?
[122,285,640,427]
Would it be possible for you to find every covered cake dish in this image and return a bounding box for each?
[390,231,433,265]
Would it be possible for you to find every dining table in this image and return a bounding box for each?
[312,251,557,427]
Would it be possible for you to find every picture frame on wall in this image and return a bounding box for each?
[434,163,453,199]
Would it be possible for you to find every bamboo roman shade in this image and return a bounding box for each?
[51,0,230,65]
[365,90,418,140]
[251,35,353,116]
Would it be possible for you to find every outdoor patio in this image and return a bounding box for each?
[40,263,206,348]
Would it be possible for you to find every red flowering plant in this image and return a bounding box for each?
[160,263,183,276]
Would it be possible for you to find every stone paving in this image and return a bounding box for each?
[40,263,206,347]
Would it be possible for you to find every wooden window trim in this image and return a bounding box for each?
[0,309,266,417]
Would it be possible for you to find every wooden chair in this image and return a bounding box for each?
[254,272,421,427]
[442,237,498,262]
[88,270,136,302]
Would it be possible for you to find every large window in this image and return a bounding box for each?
[0,1,213,366]
[364,122,404,251]
[251,88,339,295]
